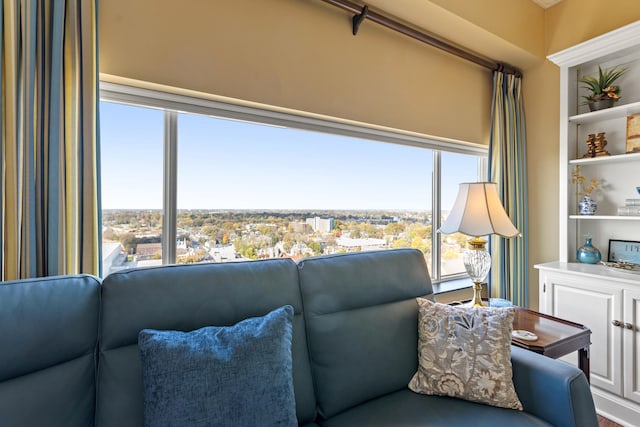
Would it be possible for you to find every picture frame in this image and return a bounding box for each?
[608,239,640,264]
[625,114,640,153]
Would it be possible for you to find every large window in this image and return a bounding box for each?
[101,102,164,273]
[100,84,485,282]
[440,151,482,277]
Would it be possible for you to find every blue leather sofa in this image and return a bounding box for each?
[0,248,597,426]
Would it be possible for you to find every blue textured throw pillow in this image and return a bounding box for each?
[138,305,297,427]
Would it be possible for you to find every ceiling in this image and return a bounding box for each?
[531,0,563,8]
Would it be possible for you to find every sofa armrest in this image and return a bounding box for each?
[510,346,597,427]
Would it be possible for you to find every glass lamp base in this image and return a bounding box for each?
[466,281,485,307]
[463,237,491,308]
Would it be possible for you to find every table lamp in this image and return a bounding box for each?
[439,182,519,307]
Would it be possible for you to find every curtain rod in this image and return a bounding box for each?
[320,0,521,77]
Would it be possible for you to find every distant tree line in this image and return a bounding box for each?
[102,209,436,259]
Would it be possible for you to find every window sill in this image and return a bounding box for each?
[432,278,472,295]
[431,278,475,304]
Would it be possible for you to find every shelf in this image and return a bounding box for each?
[569,151,640,165]
[568,100,640,124]
[569,215,640,220]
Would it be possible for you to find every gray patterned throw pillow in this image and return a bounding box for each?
[408,298,523,410]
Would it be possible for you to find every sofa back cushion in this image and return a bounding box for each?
[97,258,316,427]
[0,275,101,427]
[298,249,433,419]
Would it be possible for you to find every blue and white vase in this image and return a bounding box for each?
[577,237,601,264]
[578,196,597,215]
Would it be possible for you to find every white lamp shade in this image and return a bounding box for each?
[440,182,519,238]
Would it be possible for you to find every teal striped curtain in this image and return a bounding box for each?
[488,70,529,307]
[0,0,100,280]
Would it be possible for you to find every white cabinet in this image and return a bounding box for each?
[536,262,640,424]
[623,287,640,405]
[538,264,623,393]
[544,22,640,426]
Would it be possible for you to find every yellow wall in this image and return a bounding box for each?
[99,0,640,309]
[362,0,544,70]
[522,61,560,308]
[545,0,640,54]
[427,0,545,59]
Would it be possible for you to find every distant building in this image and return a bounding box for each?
[136,259,163,268]
[209,244,237,262]
[336,237,387,251]
[136,243,162,259]
[102,242,124,276]
[291,221,310,233]
[290,243,313,258]
[306,216,334,232]
[176,247,189,258]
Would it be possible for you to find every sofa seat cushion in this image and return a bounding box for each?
[138,305,297,427]
[319,389,552,427]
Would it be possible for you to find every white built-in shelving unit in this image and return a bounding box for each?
[535,21,640,426]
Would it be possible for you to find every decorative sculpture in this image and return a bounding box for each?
[594,132,611,157]
[582,133,596,158]
[582,132,610,158]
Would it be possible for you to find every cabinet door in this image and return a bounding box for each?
[624,287,640,404]
[547,274,623,395]
[538,270,553,314]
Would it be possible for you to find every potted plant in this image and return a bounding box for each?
[579,65,627,111]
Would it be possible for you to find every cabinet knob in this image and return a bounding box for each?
[624,323,634,330]
[611,320,622,327]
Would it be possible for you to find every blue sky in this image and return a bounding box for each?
[100,101,479,211]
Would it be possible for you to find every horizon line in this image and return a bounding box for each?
[102,208,435,213]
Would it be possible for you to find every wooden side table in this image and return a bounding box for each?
[511,307,592,382]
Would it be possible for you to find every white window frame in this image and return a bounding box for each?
[99,82,487,283]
